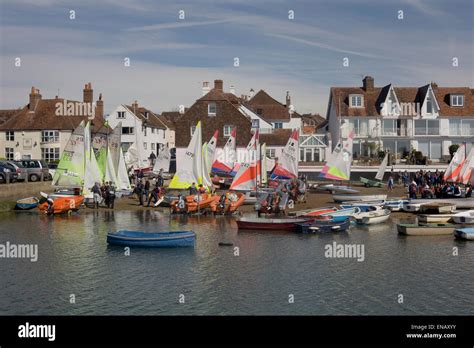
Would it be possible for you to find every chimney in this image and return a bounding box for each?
[214,79,223,92]
[202,81,210,96]
[132,100,139,112]
[249,88,255,99]
[362,76,374,91]
[431,81,438,90]
[83,82,93,103]
[29,86,42,111]
[286,91,291,108]
[229,85,236,95]
[96,93,104,118]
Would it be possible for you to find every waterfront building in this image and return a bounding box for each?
[0,83,107,162]
[174,79,327,171]
[326,76,474,163]
[107,102,175,162]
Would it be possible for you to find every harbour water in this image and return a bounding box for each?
[0,210,473,315]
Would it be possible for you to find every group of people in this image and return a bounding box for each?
[134,174,166,207]
[408,181,472,199]
[91,181,116,209]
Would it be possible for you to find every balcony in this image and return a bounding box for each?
[381,128,408,137]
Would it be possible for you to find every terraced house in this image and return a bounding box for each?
[0,83,107,162]
[327,76,474,163]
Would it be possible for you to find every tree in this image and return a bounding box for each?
[449,144,460,158]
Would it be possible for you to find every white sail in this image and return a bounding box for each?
[271,129,299,179]
[202,142,213,189]
[125,142,140,169]
[169,121,203,189]
[375,154,388,181]
[83,122,103,196]
[105,146,119,187]
[458,147,474,184]
[117,147,132,190]
[153,143,171,173]
[261,143,268,185]
[52,121,86,187]
[109,122,122,175]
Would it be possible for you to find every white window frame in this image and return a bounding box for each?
[5,147,14,160]
[350,94,363,108]
[414,119,440,136]
[251,119,260,128]
[6,131,14,141]
[143,142,147,150]
[450,94,464,107]
[266,148,276,158]
[122,127,134,135]
[41,130,59,143]
[117,111,125,119]
[208,102,217,116]
[223,125,232,137]
[151,143,156,151]
[274,122,283,129]
[41,147,60,162]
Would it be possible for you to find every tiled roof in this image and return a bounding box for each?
[260,129,293,146]
[331,82,474,117]
[246,89,301,122]
[0,109,20,126]
[301,113,327,128]
[124,105,167,130]
[0,99,107,133]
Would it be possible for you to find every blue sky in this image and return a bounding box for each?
[1,0,472,115]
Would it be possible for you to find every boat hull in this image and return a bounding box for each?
[38,195,84,214]
[296,219,351,233]
[397,223,455,236]
[332,194,387,203]
[410,198,474,209]
[419,203,456,214]
[16,197,39,210]
[418,214,453,223]
[355,209,391,225]
[452,211,474,224]
[107,230,196,247]
[237,217,309,231]
[360,177,383,187]
[454,228,474,240]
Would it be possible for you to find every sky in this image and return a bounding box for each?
[0,0,473,116]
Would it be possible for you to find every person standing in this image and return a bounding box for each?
[387,176,394,191]
[143,179,150,205]
[108,182,116,209]
[136,181,144,206]
[147,186,160,207]
[189,183,198,195]
[92,182,101,209]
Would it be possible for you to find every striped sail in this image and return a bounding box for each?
[230,130,259,191]
[271,129,299,180]
[457,147,474,184]
[320,130,354,181]
[444,144,466,182]
[212,127,236,175]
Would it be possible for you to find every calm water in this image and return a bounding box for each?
[0,210,473,315]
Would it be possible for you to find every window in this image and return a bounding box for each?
[151,143,156,150]
[251,119,260,128]
[256,108,263,116]
[208,102,216,116]
[144,111,149,119]
[6,131,14,141]
[143,142,147,150]
[122,127,134,135]
[346,119,368,136]
[152,128,155,134]
[449,119,474,136]
[142,125,147,136]
[41,130,59,143]
[223,125,233,137]
[190,126,196,136]
[266,148,276,158]
[451,94,464,107]
[41,148,60,162]
[274,122,283,129]
[5,147,14,160]
[382,120,396,136]
[350,94,363,107]
[449,119,461,135]
[426,97,433,114]
[415,119,439,135]
[117,111,125,119]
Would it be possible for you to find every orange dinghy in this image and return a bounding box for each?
[171,193,217,214]
[38,195,84,215]
[211,192,245,215]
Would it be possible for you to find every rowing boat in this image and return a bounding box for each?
[107,230,196,247]
[454,227,474,240]
[332,194,387,203]
[409,198,474,209]
[452,210,474,224]
[397,223,456,236]
[236,217,310,231]
[417,214,454,223]
[355,209,391,225]
[418,202,456,214]
[15,197,39,210]
[295,218,351,234]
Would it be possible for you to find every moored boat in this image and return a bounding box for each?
[289,206,338,217]
[210,192,245,215]
[454,227,474,240]
[355,209,391,225]
[171,193,217,214]
[107,230,196,247]
[397,223,456,236]
[418,214,454,223]
[360,176,383,187]
[409,198,474,209]
[332,194,387,203]
[38,195,84,215]
[316,184,359,194]
[452,210,474,224]
[15,197,39,210]
[340,201,385,212]
[236,216,310,231]
[321,207,361,218]
[419,202,456,214]
[295,218,351,234]
[384,199,410,211]
[401,202,424,213]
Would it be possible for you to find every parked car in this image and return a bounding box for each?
[14,160,50,182]
[0,160,27,181]
[47,162,58,180]
[0,163,19,183]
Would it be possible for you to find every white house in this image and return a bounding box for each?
[107,101,175,163]
[326,76,474,162]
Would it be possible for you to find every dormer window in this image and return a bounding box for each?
[208,102,216,116]
[451,94,464,107]
[426,97,433,114]
[144,111,149,119]
[350,94,363,107]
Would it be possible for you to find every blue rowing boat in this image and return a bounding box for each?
[107,230,196,247]
[454,227,474,241]
[16,197,39,210]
